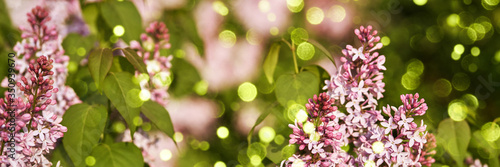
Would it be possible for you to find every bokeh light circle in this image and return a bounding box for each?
[433,79,452,97]
[401,72,420,90]
[448,101,467,121]
[258,126,276,143]
[306,7,324,25]
[291,28,309,44]
[219,30,236,48]
[481,122,500,142]
[160,149,172,161]
[238,82,257,102]
[413,0,427,6]
[296,42,315,60]
[86,156,96,166]
[452,73,470,91]
[217,126,229,139]
[113,25,125,37]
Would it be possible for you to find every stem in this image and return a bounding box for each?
[291,41,299,74]
[112,47,122,52]
[27,84,38,131]
[103,99,112,142]
[493,118,500,123]
[281,38,299,74]
[0,141,4,155]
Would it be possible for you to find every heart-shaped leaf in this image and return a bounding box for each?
[121,48,148,74]
[103,72,141,139]
[90,142,143,167]
[99,1,142,43]
[275,71,319,107]
[88,48,113,93]
[50,145,75,167]
[141,100,176,144]
[263,43,281,84]
[62,103,107,167]
[437,118,470,167]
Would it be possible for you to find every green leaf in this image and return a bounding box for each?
[275,71,319,107]
[90,142,143,167]
[141,100,176,144]
[118,56,136,74]
[308,39,336,66]
[99,1,142,43]
[50,145,75,167]
[263,43,281,84]
[247,110,272,145]
[88,48,113,93]
[169,57,201,97]
[62,103,107,167]
[247,103,278,146]
[103,72,141,139]
[120,48,148,74]
[471,130,499,160]
[437,118,470,167]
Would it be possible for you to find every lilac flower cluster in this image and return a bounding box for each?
[466,157,488,167]
[1,56,67,166]
[2,6,81,117]
[282,26,436,166]
[124,21,174,166]
[129,21,173,107]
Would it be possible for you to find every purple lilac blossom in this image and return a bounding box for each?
[0,56,67,166]
[1,6,81,117]
[282,26,436,167]
[129,21,173,107]
[124,21,174,166]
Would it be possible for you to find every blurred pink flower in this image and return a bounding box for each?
[131,0,188,25]
[165,97,218,138]
[6,0,89,37]
[233,0,290,40]
[305,1,354,42]
[186,1,264,91]
[122,129,179,167]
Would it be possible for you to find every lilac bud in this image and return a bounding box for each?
[21,113,31,121]
[29,95,34,102]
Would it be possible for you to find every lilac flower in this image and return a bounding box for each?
[284,26,435,167]
[124,21,175,166]
[2,6,81,117]
[465,157,488,167]
[1,56,67,166]
[398,114,414,131]
[129,21,173,107]
[380,117,397,134]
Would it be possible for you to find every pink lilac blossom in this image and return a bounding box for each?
[1,6,81,117]
[129,21,173,107]
[465,157,489,167]
[282,26,436,166]
[0,56,67,166]
[124,21,174,166]
[185,1,263,91]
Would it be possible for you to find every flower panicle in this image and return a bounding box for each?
[128,21,173,107]
[19,6,58,60]
[284,26,435,167]
[305,92,337,119]
[1,5,75,166]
